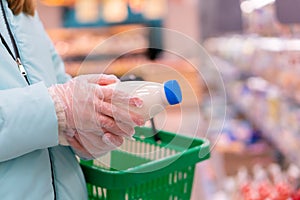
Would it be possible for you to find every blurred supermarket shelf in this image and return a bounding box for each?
[205,35,300,104]
[47,25,149,60]
[212,56,300,167]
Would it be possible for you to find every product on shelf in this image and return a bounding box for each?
[212,163,300,200]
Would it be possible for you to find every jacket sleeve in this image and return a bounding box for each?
[0,82,59,162]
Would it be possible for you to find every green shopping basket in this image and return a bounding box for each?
[80,127,210,200]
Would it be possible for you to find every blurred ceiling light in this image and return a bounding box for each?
[240,1,253,13]
[41,0,75,6]
[142,0,167,20]
[103,0,128,23]
[240,0,275,13]
[75,0,100,23]
[129,0,143,14]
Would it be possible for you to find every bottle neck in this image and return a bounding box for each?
[160,86,170,106]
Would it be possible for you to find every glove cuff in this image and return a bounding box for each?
[48,86,69,145]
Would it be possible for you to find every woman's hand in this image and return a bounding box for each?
[66,130,124,159]
[48,74,144,157]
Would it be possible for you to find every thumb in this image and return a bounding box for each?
[97,74,120,86]
[80,74,119,85]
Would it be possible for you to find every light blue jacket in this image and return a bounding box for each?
[0,1,88,199]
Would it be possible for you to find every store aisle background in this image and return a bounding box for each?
[37,0,300,199]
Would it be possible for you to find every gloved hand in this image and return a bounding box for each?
[67,130,124,159]
[48,74,144,157]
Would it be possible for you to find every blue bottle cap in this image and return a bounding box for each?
[164,80,182,105]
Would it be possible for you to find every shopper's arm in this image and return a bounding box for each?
[0,82,59,162]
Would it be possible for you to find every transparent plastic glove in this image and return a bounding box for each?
[66,119,137,159]
[48,74,144,146]
[66,130,124,159]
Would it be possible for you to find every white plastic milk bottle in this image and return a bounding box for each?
[108,80,182,123]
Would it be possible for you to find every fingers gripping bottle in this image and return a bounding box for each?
[109,80,182,124]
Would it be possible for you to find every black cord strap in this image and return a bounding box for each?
[0,0,30,85]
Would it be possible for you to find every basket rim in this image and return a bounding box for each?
[80,127,210,189]
[81,127,210,174]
